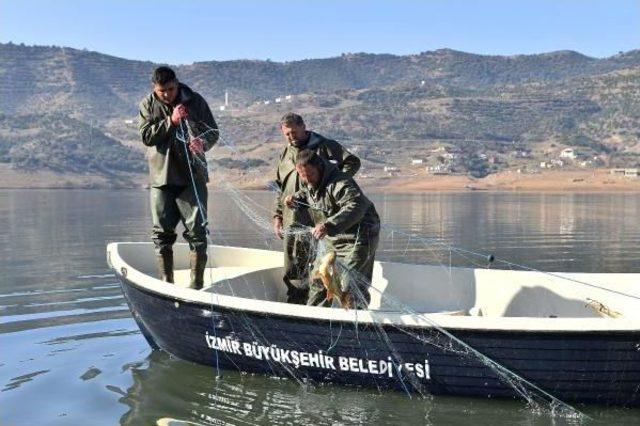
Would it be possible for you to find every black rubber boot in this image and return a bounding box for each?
[157,251,174,283]
[284,276,309,304]
[189,251,207,290]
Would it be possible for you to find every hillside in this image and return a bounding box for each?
[2,42,639,119]
[0,113,145,177]
[1,42,640,188]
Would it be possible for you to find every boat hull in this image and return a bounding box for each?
[118,273,640,406]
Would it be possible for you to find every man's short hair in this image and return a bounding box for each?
[152,66,177,85]
[281,112,305,127]
[295,149,323,168]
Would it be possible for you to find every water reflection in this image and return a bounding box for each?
[1,189,640,425]
[121,351,639,426]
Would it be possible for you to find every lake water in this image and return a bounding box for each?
[1,189,639,425]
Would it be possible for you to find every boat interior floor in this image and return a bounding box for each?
[171,265,636,319]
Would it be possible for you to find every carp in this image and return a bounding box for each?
[312,251,352,309]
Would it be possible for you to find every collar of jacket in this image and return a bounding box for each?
[151,82,195,107]
[305,131,325,150]
[177,83,194,105]
[290,131,324,150]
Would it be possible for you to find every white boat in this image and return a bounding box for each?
[107,242,640,406]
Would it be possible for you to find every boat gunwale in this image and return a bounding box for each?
[107,242,640,333]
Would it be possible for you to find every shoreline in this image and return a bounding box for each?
[1,166,639,193]
[365,169,640,193]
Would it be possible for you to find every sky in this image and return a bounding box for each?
[1,0,638,64]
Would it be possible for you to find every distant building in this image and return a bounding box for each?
[559,148,578,159]
[610,168,640,178]
[511,150,530,158]
[541,160,564,168]
[124,119,134,124]
[427,165,452,175]
[383,166,399,172]
[275,97,282,103]
[442,153,458,160]
[411,159,424,165]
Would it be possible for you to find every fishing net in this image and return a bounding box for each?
[173,119,597,421]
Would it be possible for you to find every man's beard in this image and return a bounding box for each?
[290,131,309,148]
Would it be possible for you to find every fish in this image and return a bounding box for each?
[312,251,352,309]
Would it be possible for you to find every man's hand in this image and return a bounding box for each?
[284,195,296,208]
[274,216,284,239]
[312,223,327,240]
[189,137,204,155]
[170,104,188,125]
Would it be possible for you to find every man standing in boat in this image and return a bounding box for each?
[138,66,218,289]
[284,149,380,309]
[273,113,361,304]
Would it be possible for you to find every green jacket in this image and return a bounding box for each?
[139,83,218,187]
[273,131,360,227]
[294,161,380,247]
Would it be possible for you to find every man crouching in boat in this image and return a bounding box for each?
[138,66,219,289]
[284,149,380,309]
[273,113,360,305]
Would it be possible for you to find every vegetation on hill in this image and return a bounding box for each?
[1,43,640,182]
[0,113,145,174]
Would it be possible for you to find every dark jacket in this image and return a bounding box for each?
[273,131,360,227]
[294,161,380,247]
[139,83,218,187]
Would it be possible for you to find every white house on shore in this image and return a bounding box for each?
[559,148,578,159]
[540,159,565,169]
[427,164,452,174]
